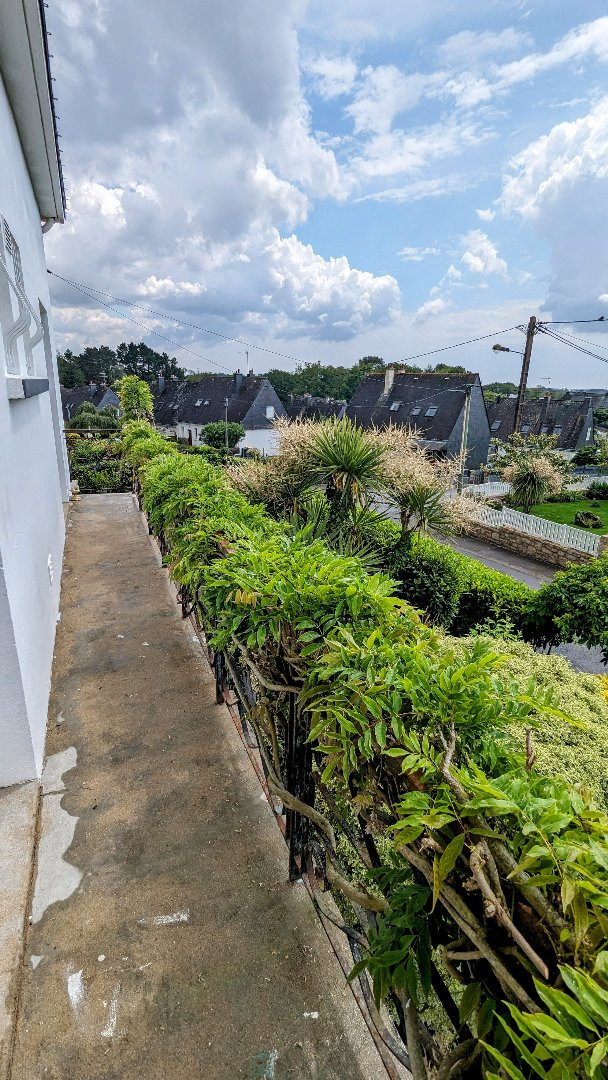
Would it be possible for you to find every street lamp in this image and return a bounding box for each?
[492,344,523,356]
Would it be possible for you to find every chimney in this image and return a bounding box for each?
[158,375,165,393]
[89,381,97,395]
[384,366,395,396]
[234,369,244,392]
[99,371,107,390]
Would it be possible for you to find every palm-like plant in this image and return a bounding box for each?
[305,417,383,518]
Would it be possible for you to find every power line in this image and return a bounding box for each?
[49,268,522,372]
[537,325,608,365]
[48,270,303,366]
[540,325,608,354]
[543,317,606,325]
[48,271,232,372]
[400,327,519,364]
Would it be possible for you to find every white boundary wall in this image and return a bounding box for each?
[475,504,601,555]
[0,72,69,786]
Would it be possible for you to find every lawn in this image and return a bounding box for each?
[531,497,608,534]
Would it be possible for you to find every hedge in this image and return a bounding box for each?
[121,422,608,1079]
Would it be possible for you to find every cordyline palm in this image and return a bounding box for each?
[305,417,383,517]
[396,483,457,541]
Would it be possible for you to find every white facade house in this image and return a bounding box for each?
[0,0,69,786]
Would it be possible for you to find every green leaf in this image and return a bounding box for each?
[495,1016,546,1078]
[481,1043,528,1080]
[459,982,481,1026]
[590,1035,608,1077]
[535,983,597,1034]
[525,1014,588,1049]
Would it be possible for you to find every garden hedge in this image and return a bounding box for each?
[120,423,608,1078]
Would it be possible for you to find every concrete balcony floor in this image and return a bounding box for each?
[0,495,392,1080]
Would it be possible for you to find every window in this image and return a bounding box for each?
[194,399,203,407]
[553,426,562,436]
[540,425,548,433]
[425,406,438,418]
[266,405,275,419]
[586,427,592,441]
[389,400,402,412]
[520,424,530,433]
[410,406,421,416]
[491,420,501,431]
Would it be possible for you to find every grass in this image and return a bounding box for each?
[531,498,608,534]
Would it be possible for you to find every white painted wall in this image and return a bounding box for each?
[238,428,279,456]
[0,71,69,786]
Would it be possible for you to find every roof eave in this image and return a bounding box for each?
[0,0,65,222]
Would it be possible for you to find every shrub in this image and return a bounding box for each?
[387,536,465,627]
[68,437,129,493]
[586,481,608,500]
[448,633,608,808]
[574,509,603,529]
[544,488,579,503]
[523,555,608,661]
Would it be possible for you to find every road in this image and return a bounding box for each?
[444,534,605,675]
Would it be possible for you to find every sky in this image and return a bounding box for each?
[45,0,608,388]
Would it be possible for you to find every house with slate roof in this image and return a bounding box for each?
[345,368,491,469]
[487,395,594,456]
[153,371,286,454]
[60,381,120,422]
[285,393,346,421]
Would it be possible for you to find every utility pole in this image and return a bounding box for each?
[513,315,537,434]
[224,398,229,452]
[457,383,473,493]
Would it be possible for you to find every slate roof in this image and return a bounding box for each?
[60,385,119,421]
[486,396,593,448]
[153,374,270,428]
[345,371,478,443]
[285,394,346,421]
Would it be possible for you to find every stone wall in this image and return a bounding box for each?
[463,520,608,568]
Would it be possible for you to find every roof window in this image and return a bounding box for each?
[425,406,438,418]
[195,399,203,407]
[491,420,501,431]
[520,424,530,433]
[553,426,562,436]
[410,406,421,416]
[389,400,402,412]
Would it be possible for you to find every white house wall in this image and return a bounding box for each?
[0,70,68,786]
[238,428,279,456]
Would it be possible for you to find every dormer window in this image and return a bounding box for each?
[425,406,438,418]
[520,424,530,433]
[389,400,402,412]
[553,426,562,436]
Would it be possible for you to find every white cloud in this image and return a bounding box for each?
[356,175,473,203]
[346,66,437,134]
[476,208,496,222]
[413,297,448,323]
[46,0,398,348]
[460,230,507,276]
[306,54,358,99]
[355,119,496,179]
[436,28,532,68]
[499,96,608,319]
[397,245,440,262]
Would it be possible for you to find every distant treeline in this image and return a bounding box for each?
[57,342,186,388]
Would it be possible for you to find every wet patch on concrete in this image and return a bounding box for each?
[30,793,82,924]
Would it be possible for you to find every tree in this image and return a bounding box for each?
[57,350,85,387]
[115,342,185,383]
[572,444,599,466]
[67,404,119,432]
[201,421,245,450]
[116,375,154,421]
[495,433,570,513]
[303,417,384,521]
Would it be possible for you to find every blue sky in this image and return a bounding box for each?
[46,1,608,387]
